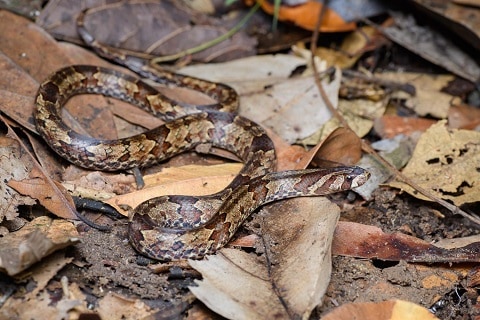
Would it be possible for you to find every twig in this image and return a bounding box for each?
[342,69,416,96]
[308,6,480,226]
[150,1,262,64]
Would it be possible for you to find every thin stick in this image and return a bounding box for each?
[150,1,262,64]
[308,6,480,226]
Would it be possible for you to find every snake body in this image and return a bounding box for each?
[35,65,369,261]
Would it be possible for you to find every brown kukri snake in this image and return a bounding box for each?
[34,24,369,262]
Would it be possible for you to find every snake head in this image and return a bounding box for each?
[347,167,371,189]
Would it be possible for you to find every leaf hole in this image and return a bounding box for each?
[438,181,472,197]
[459,147,469,156]
[371,259,399,269]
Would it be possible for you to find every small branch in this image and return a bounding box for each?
[150,1,262,64]
[308,6,480,226]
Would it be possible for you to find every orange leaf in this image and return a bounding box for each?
[258,1,356,32]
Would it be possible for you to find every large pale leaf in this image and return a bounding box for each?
[181,55,341,143]
[189,197,339,320]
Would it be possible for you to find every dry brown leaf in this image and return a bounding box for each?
[0,10,154,220]
[38,0,256,63]
[62,170,134,201]
[251,71,341,144]
[434,235,480,249]
[35,0,103,42]
[448,104,480,130]
[189,197,340,320]
[180,53,308,89]
[1,284,83,320]
[376,71,457,119]
[382,12,480,82]
[263,126,309,171]
[467,265,480,288]
[0,216,79,276]
[0,9,124,137]
[24,251,74,297]
[388,120,480,206]
[190,249,288,319]
[96,292,156,320]
[413,0,480,51]
[322,299,439,320]
[2,275,89,320]
[269,125,362,171]
[333,221,480,263]
[9,174,76,220]
[314,26,386,69]
[374,115,437,139]
[312,127,362,166]
[0,9,126,175]
[105,163,241,215]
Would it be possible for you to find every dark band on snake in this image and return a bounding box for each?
[35,65,370,261]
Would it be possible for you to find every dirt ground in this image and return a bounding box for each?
[2,184,476,319]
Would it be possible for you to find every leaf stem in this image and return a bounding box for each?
[151,1,262,64]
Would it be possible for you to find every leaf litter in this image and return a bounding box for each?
[388,121,480,206]
[0,2,479,319]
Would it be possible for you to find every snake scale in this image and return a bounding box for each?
[34,16,369,261]
[34,65,369,261]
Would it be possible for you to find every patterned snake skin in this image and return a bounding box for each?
[35,26,369,261]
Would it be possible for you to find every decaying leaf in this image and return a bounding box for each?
[8,173,77,220]
[23,251,74,297]
[382,12,480,83]
[1,276,89,319]
[181,53,308,88]
[190,249,287,319]
[96,292,156,319]
[388,120,480,206]
[302,89,387,145]
[38,0,256,62]
[313,25,387,69]
[0,136,36,222]
[0,216,79,276]
[333,221,480,263]
[322,299,439,320]
[189,197,340,320]
[376,71,457,119]
[255,71,341,143]
[62,170,133,201]
[448,104,480,130]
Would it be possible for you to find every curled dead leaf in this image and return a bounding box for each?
[311,127,362,167]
